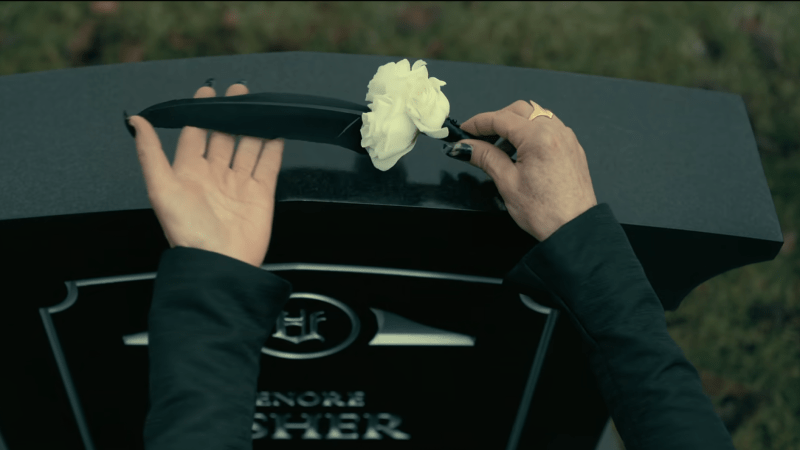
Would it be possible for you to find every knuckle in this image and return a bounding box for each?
[475,146,491,168]
[537,127,557,145]
[512,99,529,109]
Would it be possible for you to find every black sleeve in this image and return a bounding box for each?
[143,246,292,450]
[503,203,736,450]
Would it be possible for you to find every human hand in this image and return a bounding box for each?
[450,100,597,242]
[126,80,285,267]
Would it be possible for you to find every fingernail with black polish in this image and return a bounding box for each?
[236,79,247,86]
[123,110,136,138]
[203,78,215,87]
[442,142,472,162]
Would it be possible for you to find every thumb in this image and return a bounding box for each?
[127,115,174,194]
[456,138,516,184]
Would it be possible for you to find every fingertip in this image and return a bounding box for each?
[225,83,249,96]
[129,115,148,129]
[124,111,137,138]
[194,86,216,98]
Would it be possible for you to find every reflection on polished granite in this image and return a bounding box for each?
[274,147,508,213]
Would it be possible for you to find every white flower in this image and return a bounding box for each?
[360,59,450,171]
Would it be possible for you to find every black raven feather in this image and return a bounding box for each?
[130,92,509,156]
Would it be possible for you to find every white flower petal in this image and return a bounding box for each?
[360,58,451,170]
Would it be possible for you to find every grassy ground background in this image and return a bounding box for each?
[1,2,798,449]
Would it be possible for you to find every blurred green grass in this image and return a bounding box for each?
[1,2,798,449]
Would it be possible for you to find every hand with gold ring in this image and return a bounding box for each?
[447,100,597,242]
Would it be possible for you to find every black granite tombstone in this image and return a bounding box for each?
[0,52,782,450]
